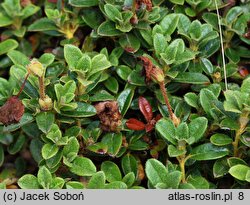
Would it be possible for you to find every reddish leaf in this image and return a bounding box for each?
[155,114,162,122]
[126,118,145,131]
[0,96,24,125]
[139,96,153,122]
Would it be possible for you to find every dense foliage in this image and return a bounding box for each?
[0,0,250,189]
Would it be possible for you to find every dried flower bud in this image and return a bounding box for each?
[140,56,153,83]
[39,95,53,111]
[95,101,122,132]
[0,96,24,125]
[27,59,44,77]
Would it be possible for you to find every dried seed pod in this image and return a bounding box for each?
[0,96,24,125]
[95,101,122,132]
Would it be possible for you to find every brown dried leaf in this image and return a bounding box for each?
[0,96,24,125]
[95,101,122,132]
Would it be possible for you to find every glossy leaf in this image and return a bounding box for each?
[191,143,229,161]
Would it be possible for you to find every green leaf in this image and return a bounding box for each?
[51,177,65,189]
[224,90,244,113]
[213,158,229,178]
[128,70,146,86]
[161,39,185,64]
[165,171,182,189]
[64,44,83,69]
[0,13,13,27]
[88,54,111,77]
[30,139,43,163]
[37,166,52,189]
[153,33,167,56]
[76,54,91,73]
[200,58,214,74]
[122,172,135,187]
[69,0,99,7]
[8,134,26,155]
[145,159,168,187]
[70,157,96,176]
[61,102,96,117]
[119,33,140,53]
[28,18,58,32]
[189,20,202,41]
[21,4,40,19]
[87,142,108,155]
[101,161,122,183]
[229,164,250,182]
[191,143,229,161]
[116,65,132,81]
[156,118,177,145]
[0,39,18,56]
[225,7,243,26]
[101,133,123,157]
[174,72,210,84]
[87,171,106,189]
[63,137,79,157]
[169,0,184,5]
[18,174,40,189]
[82,8,104,29]
[39,53,55,68]
[104,4,122,22]
[176,122,189,141]
[66,181,84,189]
[241,78,250,95]
[117,88,134,116]
[188,117,208,144]
[160,13,179,35]
[186,175,209,189]
[104,77,119,94]
[199,88,218,117]
[7,50,30,67]
[42,143,59,160]
[105,181,127,189]
[210,134,233,146]
[36,112,55,134]
[46,124,62,143]
[227,157,248,167]
[121,154,138,176]
[184,92,198,108]
[168,145,186,157]
[98,21,123,36]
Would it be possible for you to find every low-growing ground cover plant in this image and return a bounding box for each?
[0,0,250,189]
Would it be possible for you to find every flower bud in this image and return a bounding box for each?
[151,67,165,83]
[27,59,44,77]
[39,95,53,111]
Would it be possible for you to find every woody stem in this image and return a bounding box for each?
[39,76,46,100]
[159,82,174,120]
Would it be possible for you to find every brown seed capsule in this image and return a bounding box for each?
[0,96,25,125]
[95,101,122,132]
